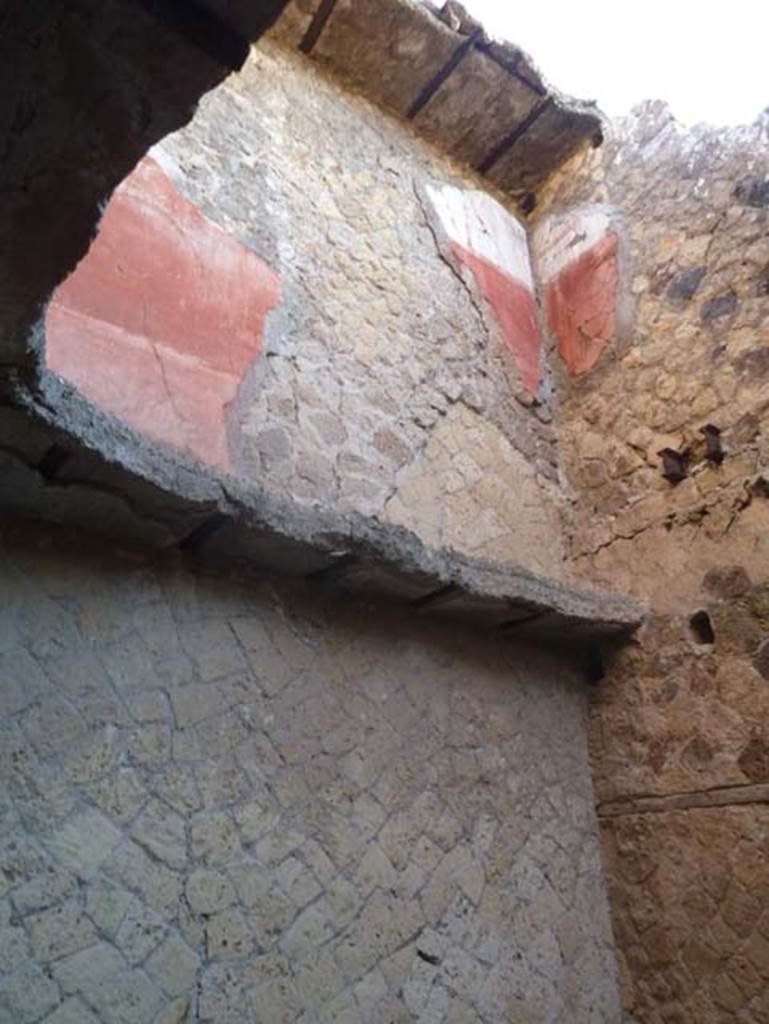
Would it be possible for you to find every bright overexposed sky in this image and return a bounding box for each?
[462,0,768,126]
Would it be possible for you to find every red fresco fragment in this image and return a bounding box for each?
[45,156,280,472]
[544,232,619,376]
[451,242,543,395]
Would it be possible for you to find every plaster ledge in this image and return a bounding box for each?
[2,376,645,649]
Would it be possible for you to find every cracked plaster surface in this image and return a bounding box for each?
[0,520,622,1024]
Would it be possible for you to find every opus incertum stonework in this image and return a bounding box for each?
[1,2,767,1022]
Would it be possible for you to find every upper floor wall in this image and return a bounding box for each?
[532,102,769,609]
[42,41,570,577]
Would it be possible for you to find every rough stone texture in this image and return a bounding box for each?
[3,0,605,610]
[147,42,563,570]
[1,10,637,1019]
[0,519,623,1023]
[538,102,769,612]
[266,0,601,213]
[5,6,607,612]
[45,155,280,472]
[0,394,643,645]
[486,101,602,202]
[312,0,461,117]
[0,7,673,1018]
[537,104,769,1020]
[590,579,769,805]
[600,808,769,1024]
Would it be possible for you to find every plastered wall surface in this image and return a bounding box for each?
[0,521,622,1024]
[42,42,566,579]
[45,156,281,473]
[536,105,769,1022]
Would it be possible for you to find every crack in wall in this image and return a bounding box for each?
[598,780,769,817]
[413,183,491,346]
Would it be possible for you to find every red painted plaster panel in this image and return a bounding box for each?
[452,242,543,395]
[544,232,619,376]
[45,156,280,471]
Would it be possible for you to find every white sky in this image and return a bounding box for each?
[462,0,768,126]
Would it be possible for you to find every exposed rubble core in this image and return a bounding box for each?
[267,0,602,207]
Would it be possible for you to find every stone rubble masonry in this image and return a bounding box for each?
[0,388,643,646]
[536,102,769,610]
[0,519,624,1023]
[600,806,769,1024]
[45,155,281,473]
[264,0,602,207]
[595,598,769,1002]
[5,2,767,1022]
[0,8,648,1021]
[0,6,635,1020]
[590,575,769,817]
[383,403,564,576]
[536,103,769,1021]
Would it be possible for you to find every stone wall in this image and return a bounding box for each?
[0,6,649,1023]
[535,104,769,1021]
[0,520,622,1023]
[536,102,769,610]
[41,41,566,579]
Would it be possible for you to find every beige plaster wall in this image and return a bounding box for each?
[0,520,621,1023]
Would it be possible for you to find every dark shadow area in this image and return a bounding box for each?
[689,609,715,645]
[0,0,287,381]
